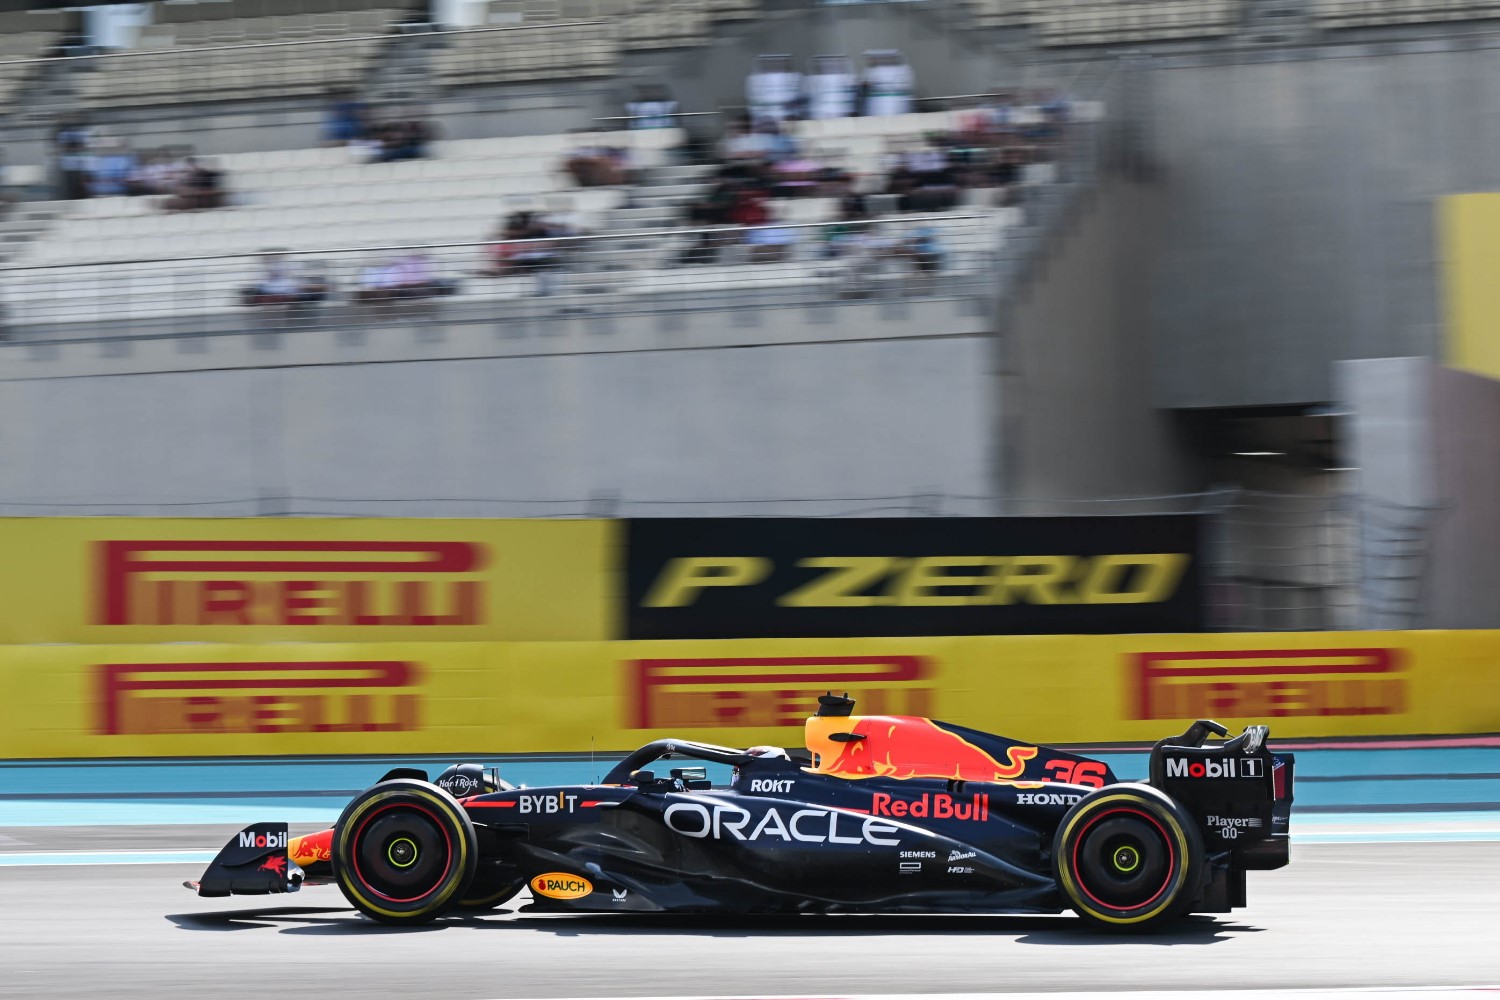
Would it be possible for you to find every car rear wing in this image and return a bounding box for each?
[1148,719,1293,871]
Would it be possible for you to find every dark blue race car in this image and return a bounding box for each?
[187,694,1293,930]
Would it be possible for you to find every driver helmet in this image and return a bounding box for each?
[733,745,790,783]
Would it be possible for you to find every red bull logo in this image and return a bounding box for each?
[290,829,334,866]
[810,715,1038,782]
[629,655,932,729]
[871,791,990,822]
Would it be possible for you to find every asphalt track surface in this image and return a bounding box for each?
[2,839,1497,999]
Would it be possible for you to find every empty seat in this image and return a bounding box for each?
[66,10,400,108]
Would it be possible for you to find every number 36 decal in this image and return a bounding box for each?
[1043,759,1109,788]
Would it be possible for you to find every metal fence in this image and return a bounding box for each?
[0,212,1006,342]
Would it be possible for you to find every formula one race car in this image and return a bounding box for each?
[185,695,1293,929]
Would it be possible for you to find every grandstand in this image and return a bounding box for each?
[0,11,63,116]
[966,0,1500,40]
[2,0,1496,629]
[967,0,1242,44]
[73,10,402,107]
[1,77,1072,335]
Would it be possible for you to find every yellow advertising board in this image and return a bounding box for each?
[0,518,616,644]
[1441,193,1500,379]
[1,630,1497,759]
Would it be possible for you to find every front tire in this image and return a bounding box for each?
[333,779,478,925]
[1054,783,1202,930]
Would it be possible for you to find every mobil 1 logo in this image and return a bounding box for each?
[1165,756,1264,780]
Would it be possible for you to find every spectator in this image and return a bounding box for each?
[744,219,796,263]
[356,253,457,302]
[564,144,631,187]
[718,116,767,164]
[899,224,944,275]
[241,251,329,308]
[838,222,904,298]
[627,84,679,129]
[539,195,587,240]
[808,55,857,120]
[162,156,225,211]
[747,54,803,124]
[323,90,368,146]
[350,130,386,164]
[724,184,794,262]
[884,140,959,212]
[769,154,823,199]
[126,149,188,197]
[479,211,566,281]
[678,177,740,265]
[861,50,914,117]
[374,112,432,162]
[687,177,739,227]
[89,137,135,197]
[480,212,531,277]
[124,154,155,197]
[820,194,872,260]
[54,118,93,201]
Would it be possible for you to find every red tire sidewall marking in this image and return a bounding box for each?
[348,801,455,904]
[1069,806,1177,913]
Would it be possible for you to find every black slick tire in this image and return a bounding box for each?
[1053,782,1203,930]
[333,779,478,925]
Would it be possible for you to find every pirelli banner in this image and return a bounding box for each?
[623,516,1205,638]
[2,631,1496,758]
[0,518,616,644]
[0,515,1201,644]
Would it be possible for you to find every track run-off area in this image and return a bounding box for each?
[2,742,1498,999]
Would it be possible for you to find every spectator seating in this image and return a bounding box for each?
[432,0,727,87]
[976,0,1500,42]
[967,0,1240,43]
[501,0,728,43]
[1,120,1018,330]
[1309,0,1500,28]
[787,103,1099,184]
[432,21,619,85]
[20,129,681,265]
[1033,0,1241,45]
[73,9,401,107]
[0,22,60,114]
[967,0,1040,28]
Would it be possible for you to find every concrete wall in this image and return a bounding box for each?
[1338,356,1500,630]
[1337,357,1435,628]
[1144,36,1500,409]
[1000,180,1199,507]
[0,303,997,515]
[1338,357,1435,509]
[1426,365,1500,629]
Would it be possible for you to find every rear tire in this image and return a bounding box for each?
[333,779,478,925]
[1053,783,1202,930]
